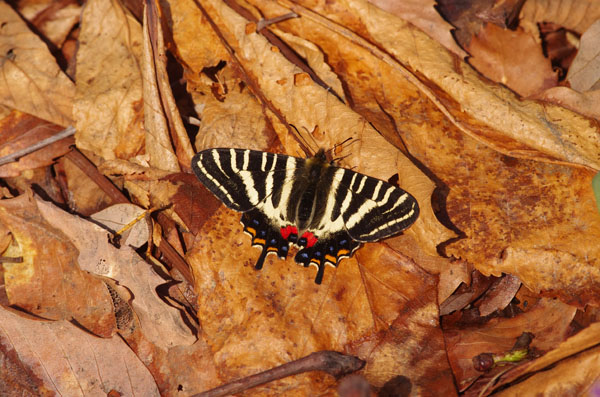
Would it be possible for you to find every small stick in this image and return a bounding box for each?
[0,125,76,166]
[256,11,298,31]
[192,351,365,397]
[65,148,129,204]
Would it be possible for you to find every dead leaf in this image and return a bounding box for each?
[520,0,600,36]
[141,2,180,172]
[188,207,455,394]
[0,192,116,337]
[0,112,73,178]
[0,305,160,396]
[567,20,600,91]
[73,0,146,160]
[468,23,558,97]
[20,1,81,47]
[0,2,75,127]
[368,0,467,57]
[490,321,600,395]
[90,203,149,248]
[444,297,576,390]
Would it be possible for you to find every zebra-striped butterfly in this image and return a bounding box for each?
[192,148,419,284]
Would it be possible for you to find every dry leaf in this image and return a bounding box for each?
[0,192,116,337]
[489,321,600,395]
[90,203,149,248]
[0,112,73,178]
[73,0,145,160]
[520,0,600,36]
[253,0,600,169]
[188,207,454,394]
[0,304,160,396]
[368,0,467,57]
[445,297,576,390]
[567,20,600,91]
[19,1,81,47]
[141,2,180,172]
[468,23,558,97]
[0,2,75,126]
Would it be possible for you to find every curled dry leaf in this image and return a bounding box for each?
[188,207,454,394]
[141,2,181,172]
[0,192,116,337]
[520,0,600,36]
[0,2,75,127]
[539,87,600,120]
[493,346,600,397]
[73,0,145,160]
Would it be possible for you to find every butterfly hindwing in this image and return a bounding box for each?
[192,148,419,284]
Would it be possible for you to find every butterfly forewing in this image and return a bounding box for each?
[192,148,298,212]
[192,148,419,284]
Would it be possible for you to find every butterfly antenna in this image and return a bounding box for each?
[289,124,318,157]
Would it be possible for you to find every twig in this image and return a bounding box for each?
[0,125,76,166]
[192,351,365,397]
[256,11,298,31]
[64,148,129,204]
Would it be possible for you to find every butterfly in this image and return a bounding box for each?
[192,148,419,284]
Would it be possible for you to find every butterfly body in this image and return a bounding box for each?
[192,148,419,284]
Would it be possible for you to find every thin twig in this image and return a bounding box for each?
[256,11,298,31]
[0,126,76,166]
[192,351,365,397]
[65,148,130,204]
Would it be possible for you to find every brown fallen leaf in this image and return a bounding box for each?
[20,1,81,48]
[254,0,600,169]
[567,20,600,92]
[489,321,600,395]
[32,195,220,394]
[444,297,576,391]
[0,304,160,396]
[188,207,454,395]
[520,0,600,36]
[0,112,73,178]
[0,192,116,337]
[73,0,146,161]
[0,2,75,127]
[368,0,467,58]
[467,23,558,97]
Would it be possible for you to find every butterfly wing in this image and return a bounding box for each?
[293,165,419,283]
[334,167,420,242]
[192,148,300,213]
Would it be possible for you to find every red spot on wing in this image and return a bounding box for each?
[280,225,298,240]
[301,231,318,247]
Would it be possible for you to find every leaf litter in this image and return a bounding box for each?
[0,0,599,395]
